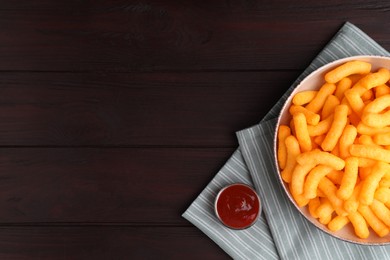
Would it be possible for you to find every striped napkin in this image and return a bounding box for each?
[183,22,390,260]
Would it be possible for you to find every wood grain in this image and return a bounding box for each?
[0,226,229,259]
[0,71,297,146]
[0,147,233,223]
[0,0,388,71]
[1,0,390,258]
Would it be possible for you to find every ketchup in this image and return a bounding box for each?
[215,184,260,229]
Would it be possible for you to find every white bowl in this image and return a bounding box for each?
[274,55,390,245]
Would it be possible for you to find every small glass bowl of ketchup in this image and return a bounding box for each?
[214,183,261,230]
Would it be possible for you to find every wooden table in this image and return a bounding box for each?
[0,1,389,259]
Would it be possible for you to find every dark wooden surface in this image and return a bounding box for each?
[0,1,389,259]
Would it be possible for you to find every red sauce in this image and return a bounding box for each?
[215,184,260,229]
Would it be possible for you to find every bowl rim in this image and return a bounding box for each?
[273,55,390,245]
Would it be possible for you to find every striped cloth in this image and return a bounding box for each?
[183,22,390,260]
